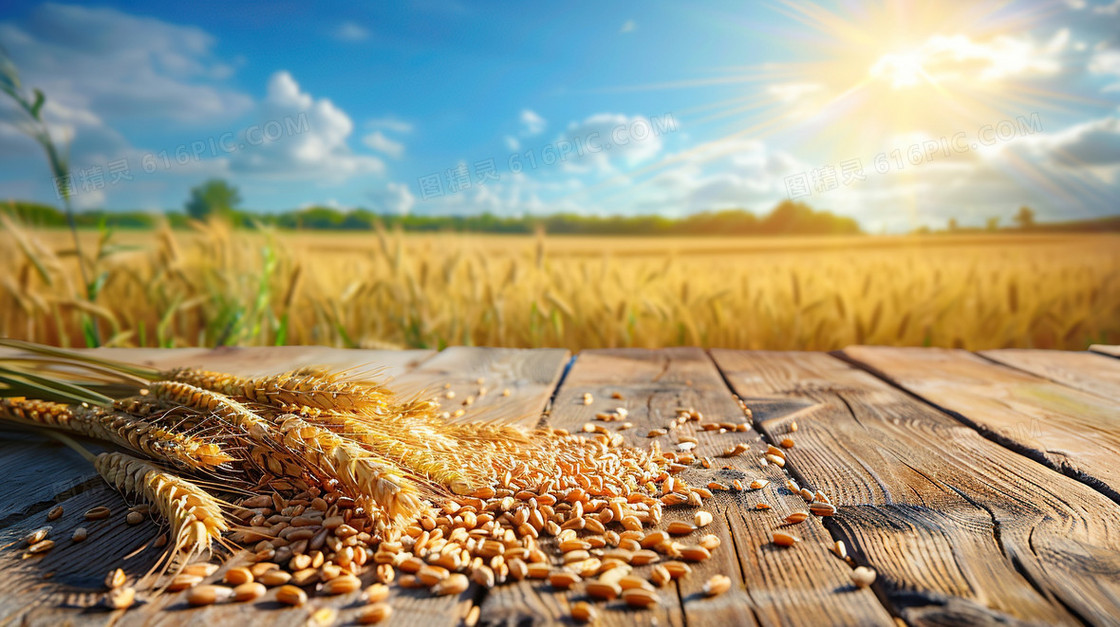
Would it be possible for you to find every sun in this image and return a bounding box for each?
[870,50,929,89]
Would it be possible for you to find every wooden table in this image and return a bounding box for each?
[2,345,1119,626]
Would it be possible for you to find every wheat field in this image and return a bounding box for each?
[1,220,1117,351]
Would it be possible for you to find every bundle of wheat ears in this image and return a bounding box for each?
[0,340,825,622]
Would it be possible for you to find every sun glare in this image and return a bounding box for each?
[870,50,928,89]
[579,1,1083,214]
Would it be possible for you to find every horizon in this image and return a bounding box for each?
[1,1,1119,233]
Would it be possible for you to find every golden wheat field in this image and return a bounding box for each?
[1,220,1118,351]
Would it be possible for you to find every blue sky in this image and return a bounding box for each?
[1,1,1118,231]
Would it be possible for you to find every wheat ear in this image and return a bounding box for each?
[165,367,393,414]
[0,397,232,470]
[280,405,475,489]
[147,381,420,517]
[93,451,228,563]
[273,414,424,521]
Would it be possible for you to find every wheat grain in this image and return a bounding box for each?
[84,506,111,520]
[358,602,393,624]
[850,566,876,588]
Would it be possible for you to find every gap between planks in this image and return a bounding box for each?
[711,349,1120,625]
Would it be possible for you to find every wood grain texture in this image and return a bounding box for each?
[479,348,893,627]
[979,349,1120,401]
[844,346,1120,503]
[388,346,570,425]
[0,432,100,527]
[712,349,1120,626]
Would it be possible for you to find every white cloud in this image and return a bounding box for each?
[620,20,637,34]
[870,31,1067,87]
[520,109,546,136]
[1010,115,1120,166]
[0,1,253,183]
[229,71,384,182]
[504,136,520,151]
[1093,0,1120,14]
[333,21,370,42]
[558,113,668,173]
[630,139,803,214]
[368,181,415,215]
[1089,48,1120,90]
[71,187,106,210]
[367,116,414,134]
[814,115,1120,231]
[362,130,405,158]
[0,3,252,125]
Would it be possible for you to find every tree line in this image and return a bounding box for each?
[5,179,863,236]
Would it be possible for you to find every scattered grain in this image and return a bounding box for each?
[358,602,393,624]
[187,584,233,606]
[773,532,800,547]
[275,584,308,606]
[850,566,876,588]
[703,574,731,597]
[84,506,111,520]
[233,582,266,602]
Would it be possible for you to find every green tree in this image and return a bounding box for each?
[986,216,1000,232]
[185,179,241,221]
[947,218,959,232]
[1014,206,1035,230]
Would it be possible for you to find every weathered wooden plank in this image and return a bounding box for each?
[981,348,1120,400]
[1090,344,1120,358]
[0,432,99,526]
[479,348,893,627]
[712,349,1120,626]
[844,346,1120,502]
[88,346,435,379]
[389,346,570,426]
[0,482,163,627]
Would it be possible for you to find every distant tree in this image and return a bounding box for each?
[185,179,241,221]
[947,218,959,232]
[759,200,861,235]
[986,216,1000,232]
[295,206,346,229]
[1014,206,1035,230]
